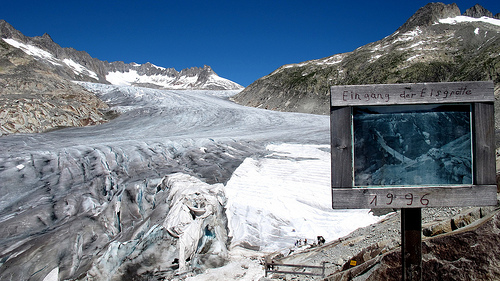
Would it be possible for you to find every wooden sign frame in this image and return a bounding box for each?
[331,81,497,209]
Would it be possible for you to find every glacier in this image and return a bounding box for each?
[0,83,380,280]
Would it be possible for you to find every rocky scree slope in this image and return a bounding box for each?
[232,3,500,115]
[0,38,111,135]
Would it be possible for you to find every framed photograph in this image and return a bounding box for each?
[330,81,497,209]
[353,104,472,187]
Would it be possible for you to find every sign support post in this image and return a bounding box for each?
[401,208,422,281]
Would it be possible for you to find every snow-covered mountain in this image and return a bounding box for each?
[232,3,500,114]
[0,19,243,136]
[105,63,242,90]
[0,20,243,90]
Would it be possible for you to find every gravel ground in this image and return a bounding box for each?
[263,207,467,280]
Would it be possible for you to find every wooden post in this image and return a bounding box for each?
[401,208,422,281]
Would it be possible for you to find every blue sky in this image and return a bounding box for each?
[2,1,499,86]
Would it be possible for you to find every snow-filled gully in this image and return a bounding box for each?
[0,83,380,280]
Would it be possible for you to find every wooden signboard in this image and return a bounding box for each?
[331,81,497,209]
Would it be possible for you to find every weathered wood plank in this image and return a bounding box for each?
[332,185,497,209]
[474,102,496,185]
[331,81,494,106]
[330,106,352,188]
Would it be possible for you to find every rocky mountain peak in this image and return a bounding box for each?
[179,65,211,76]
[397,3,460,33]
[40,32,53,41]
[0,20,25,40]
[463,4,493,18]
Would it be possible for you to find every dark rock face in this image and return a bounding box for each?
[397,3,460,33]
[232,3,500,115]
[463,4,494,18]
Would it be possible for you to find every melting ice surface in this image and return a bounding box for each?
[0,83,380,280]
[225,143,379,252]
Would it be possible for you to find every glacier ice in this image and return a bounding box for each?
[82,174,229,280]
[0,83,381,280]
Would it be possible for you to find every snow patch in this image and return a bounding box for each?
[368,54,383,63]
[106,70,143,86]
[392,27,423,43]
[150,63,166,70]
[318,54,345,65]
[42,267,58,281]
[2,38,98,79]
[406,54,424,62]
[3,38,61,66]
[62,59,98,80]
[438,16,500,27]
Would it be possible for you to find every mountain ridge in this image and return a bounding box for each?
[0,19,242,90]
[231,3,500,115]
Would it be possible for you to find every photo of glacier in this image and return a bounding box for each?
[353,104,473,186]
